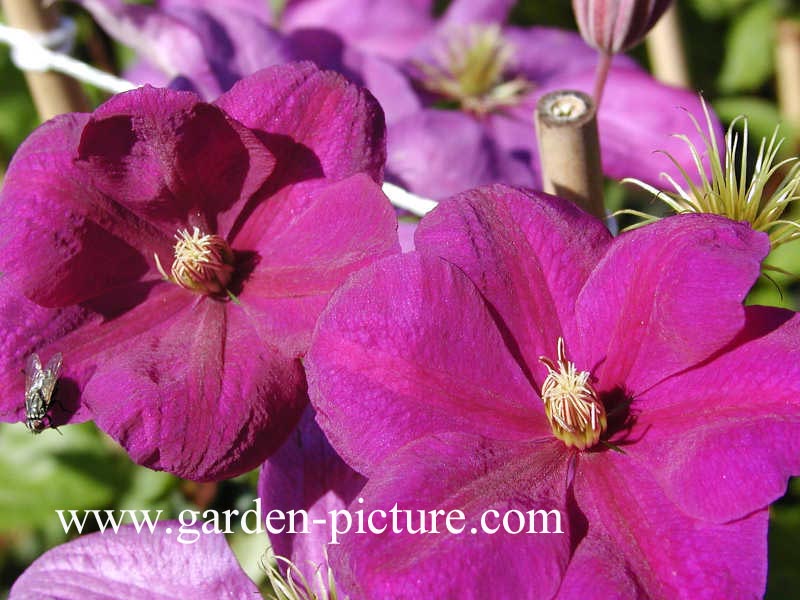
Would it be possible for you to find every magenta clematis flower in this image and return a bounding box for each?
[260,405,365,596]
[0,62,399,481]
[306,186,800,598]
[9,523,258,598]
[75,0,719,201]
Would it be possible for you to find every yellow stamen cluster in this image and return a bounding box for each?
[539,337,606,450]
[621,99,800,249]
[414,24,531,115]
[155,227,234,295]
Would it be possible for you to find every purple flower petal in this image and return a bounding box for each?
[631,310,800,523]
[386,110,508,199]
[80,85,275,239]
[415,185,612,382]
[504,26,636,83]
[439,0,516,26]
[76,0,293,97]
[281,0,435,59]
[307,253,545,476]
[576,214,769,395]
[83,291,307,480]
[288,28,422,124]
[237,173,400,357]
[331,433,572,600]
[10,522,258,599]
[216,62,386,184]
[260,406,365,595]
[570,452,768,598]
[0,113,156,308]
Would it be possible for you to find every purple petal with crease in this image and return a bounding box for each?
[307,252,545,476]
[569,452,768,599]
[576,214,768,395]
[631,310,800,523]
[331,433,572,600]
[416,185,612,381]
[216,62,386,184]
[281,0,435,59]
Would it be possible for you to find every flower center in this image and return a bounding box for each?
[414,24,531,115]
[539,337,606,450]
[155,227,234,295]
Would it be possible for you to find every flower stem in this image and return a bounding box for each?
[592,51,612,106]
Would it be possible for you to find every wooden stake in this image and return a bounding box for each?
[776,19,800,138]
[2,0,89,121]
[535,90,605,220]
[645,2,690,88]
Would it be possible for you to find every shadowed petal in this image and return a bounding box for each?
[630,310,800,523]
[216,62,386,184]
[84,296,307,481]
[81,86,275,238]
[10,522,258,599]
[572,452,768,599]
[307,253,544,477]
[576,214,768,395]
[0,113,157,307]
[416,186,612,383]
[332,433,572,600]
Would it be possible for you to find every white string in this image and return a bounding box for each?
[0,18,137,94]
[382,182,438,216]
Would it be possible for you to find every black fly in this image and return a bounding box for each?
[24,352,62,434]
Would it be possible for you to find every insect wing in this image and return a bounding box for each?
[24,353,43,395]
[41,352,63,403]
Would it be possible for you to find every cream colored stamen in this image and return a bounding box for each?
[415,24,531,115]
[539,337,606,450]
[155,227,234,295]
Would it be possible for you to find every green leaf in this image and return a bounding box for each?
[718,1,779,93]
[0,423,122,532]
[689,0,754,20]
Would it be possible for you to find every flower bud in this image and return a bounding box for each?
[572,0,674,54]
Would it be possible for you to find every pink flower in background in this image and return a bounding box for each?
[75,0,721,200]
[0,62,399,481]
[306,186,800,598]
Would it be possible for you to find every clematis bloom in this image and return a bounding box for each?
[0,62,399,481]
[307,186,800,598]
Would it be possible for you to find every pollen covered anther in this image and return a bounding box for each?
[415,24,531,115]
[155,227,234,295]
[539,337,606,450]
